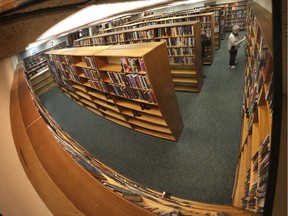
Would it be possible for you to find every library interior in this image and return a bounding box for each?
[0,0,286,216]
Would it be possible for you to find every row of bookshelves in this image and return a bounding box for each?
[75,14,214,65]
[232,2,273,215]
[74,21,203,93]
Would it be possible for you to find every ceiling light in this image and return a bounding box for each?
[37,0,168,41]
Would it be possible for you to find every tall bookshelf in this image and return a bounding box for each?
[47,42,183,141]
[221,0,247,32]
[232,2,273,214]
[92,12,215,64]
[180,6,224,48]
[218,6,226,39]
[201,6,226,42]
[74,21,203,93]
[151,12,215,65]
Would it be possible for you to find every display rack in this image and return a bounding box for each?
[47,43,183,141]
[232,2,273,214]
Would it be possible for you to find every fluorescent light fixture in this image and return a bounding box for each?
[147,5,171,11]
[37,0,168,41]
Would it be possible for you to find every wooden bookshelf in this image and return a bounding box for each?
[28,68,56,95]
[232,2,273,214]
[74,21,203,93]
[23,42,66,78]
[150,12,215,65]
[194,6,226,42]
[85,12,215,65]
[221,0,247,32]
[47,42,183,141]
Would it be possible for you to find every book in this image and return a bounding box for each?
[122,192,143,202]
[120,57,131,72]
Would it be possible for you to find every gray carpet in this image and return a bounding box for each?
[39,32,245,205]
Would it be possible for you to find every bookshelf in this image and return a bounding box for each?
[96,12,215,64]
[149,12,215,65]
[47,43,183,141]
[28,68,56,95]
[202,9,221,49]
[23,42,66,95]
[218,6,226,40]
[23,42,66,78]
[222,0,247,32]
[232,2,273,214]
[74,21,203,93]
[197,6,226,42]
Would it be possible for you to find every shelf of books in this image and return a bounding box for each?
[221,0,247,32]
[74,21,203,93]
[23,42,66,78]
[23,42,66,95]
[203,6,226,41]
[150,12,215,65]
[183,6,224,47]
[201,9,221,49]
[74,10,215,65]
[218,6,226,40]
[232,2,273,214]
[46,42,183,141]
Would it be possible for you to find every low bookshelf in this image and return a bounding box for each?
[46,42,183,141]
[28,68,56,95]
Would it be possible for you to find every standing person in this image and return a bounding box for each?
[227,25,246,69]
[201,30,211,59]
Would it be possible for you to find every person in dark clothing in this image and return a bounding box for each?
[201,30,211,59]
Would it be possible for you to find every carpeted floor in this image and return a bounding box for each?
[39,32,246,205]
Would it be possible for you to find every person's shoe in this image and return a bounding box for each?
[231,66,236,69]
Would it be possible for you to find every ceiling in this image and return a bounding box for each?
[0,0,124,58]
[0,0,199,59]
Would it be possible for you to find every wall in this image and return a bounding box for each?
[0,56,52,216]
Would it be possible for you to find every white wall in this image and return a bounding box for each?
[0,56,52,216]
